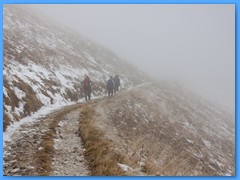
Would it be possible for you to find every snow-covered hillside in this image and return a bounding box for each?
[3,5,147,131]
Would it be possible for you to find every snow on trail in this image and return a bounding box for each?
[3,94,103,147]
[3,103,91,176]
[51,110,90,176]
[3,86,142,175]
[4,115,55,175]
[3,101,78,147]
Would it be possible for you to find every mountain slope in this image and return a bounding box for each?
[3,83,235,176]
[80,83,234,176]
[3,5,234,176]
[3,5,147,131]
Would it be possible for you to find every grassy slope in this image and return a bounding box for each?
[78,83,234,176]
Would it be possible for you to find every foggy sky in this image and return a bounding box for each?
[25,4,235,114]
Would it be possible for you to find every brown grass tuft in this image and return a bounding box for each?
[18,80,44,116]
[3,113,10,132]
[35,131,55,175]
[79,106,125,176]
[4,78,20,111]
[65,88,80,101]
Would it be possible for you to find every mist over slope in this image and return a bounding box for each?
[3,5,147,131]
[3,5,234,176]
[89,83,234,175]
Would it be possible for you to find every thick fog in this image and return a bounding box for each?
[25,4,235,114]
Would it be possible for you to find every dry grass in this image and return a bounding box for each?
[15,79,44,116]
[4,78,21,131]
[99,88,235,176]
[35,119,57,175]
[77,97,164,176]
[97,93,201,176]
[3,78,49,131]
[78,105,126,176]
[7,78,43,115]
[3,113,10,132]
[4,79,20,111]
[64,88,80,101]
[123,136,161,175]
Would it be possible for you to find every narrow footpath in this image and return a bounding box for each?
[50,110,89,176]
[3,104,90,176]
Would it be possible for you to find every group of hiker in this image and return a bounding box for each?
[82,74,120,101]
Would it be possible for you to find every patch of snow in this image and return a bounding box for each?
[3,86,9,98]
[193,152,204,158]
[210,158,223,168]
[14,101,25,116]
[3,99,76,147]
[202,139,212,148]
[37,92,52,106]
[117,163,133,172]
[181,120,197,135]
[186,139,193,143]
[4,105,14,121]
[83,52,97,65]
[13,86,26,99]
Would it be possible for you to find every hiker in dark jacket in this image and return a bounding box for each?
[82,74,92,101]
[113,75,120,94]
[106,76,115,97]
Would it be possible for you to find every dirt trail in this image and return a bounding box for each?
[3,104,90,176]
[50,110,89,176]
[4,115,54,175]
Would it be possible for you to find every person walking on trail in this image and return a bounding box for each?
[82,74,92,101]
[113,75,120,95]
[106,76,115,98]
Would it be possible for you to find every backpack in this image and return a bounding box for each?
[114,76,120,87]
[107,79,115,89]
[83,77,91,88]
